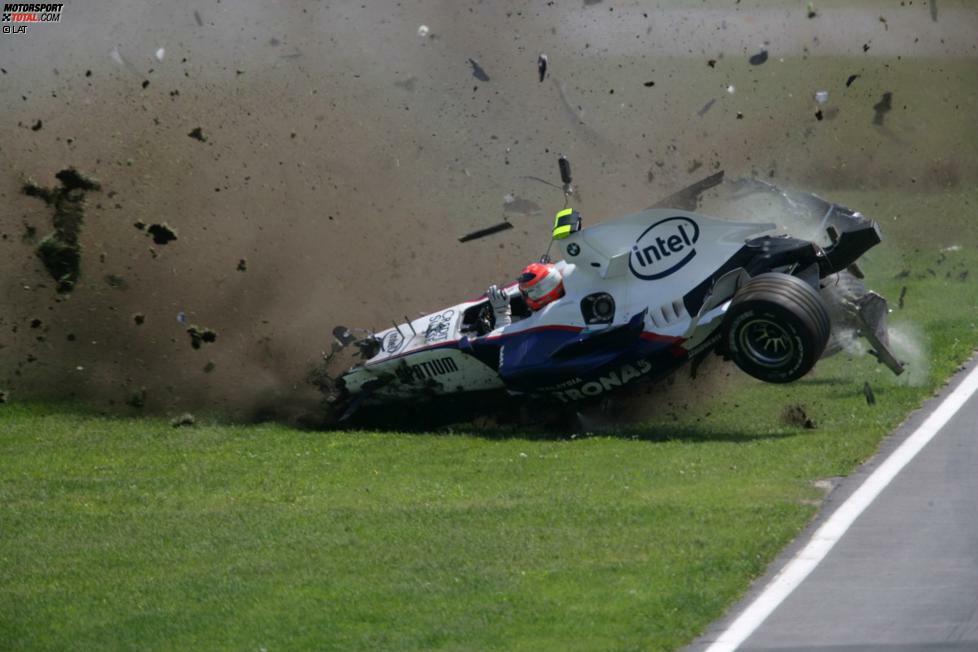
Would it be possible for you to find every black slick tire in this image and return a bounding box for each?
[723,273,831,383]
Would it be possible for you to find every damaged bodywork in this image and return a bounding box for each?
[323,166,904,420]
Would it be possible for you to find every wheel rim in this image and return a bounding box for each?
[738,318,795,367]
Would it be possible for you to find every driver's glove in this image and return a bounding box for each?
[487,284,512,328]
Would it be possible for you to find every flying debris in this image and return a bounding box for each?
[187,325,217,349]
[846,74,860,87]
[468,58,490,82]
[749,49,768,65]
[22,168,101,293]
[458,221,513,242]
[170,413,196,427]
[873,92,893,125]
[537,54,548,82]
[863,381,876,405]
[146,223,177,245]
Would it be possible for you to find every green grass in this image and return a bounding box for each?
[0,402,848,651]
[2,190,977,651]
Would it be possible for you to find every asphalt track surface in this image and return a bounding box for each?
[691,353,978,652]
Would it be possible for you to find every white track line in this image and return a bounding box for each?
[706,361,978,652]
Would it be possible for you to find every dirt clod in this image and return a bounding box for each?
[863,381,876,405]
[188,126,206,142]
[237,258,247,271]
[133,312,145,325]
[22,167,101,293]
[105,274,128,290]
[170,412,195,427]
[873,92,893,125]
[127,387,146,408]
[782,404,817,429]
[187,325,217,349]
[146,223,177,245]
[31,119,42,131]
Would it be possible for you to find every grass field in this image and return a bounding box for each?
[2,191,977,651]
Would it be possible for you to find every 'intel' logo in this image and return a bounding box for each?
[628,216,700,280]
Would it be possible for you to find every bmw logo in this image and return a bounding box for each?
[566,242,580,256]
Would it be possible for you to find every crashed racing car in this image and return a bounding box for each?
[327,162,903,419]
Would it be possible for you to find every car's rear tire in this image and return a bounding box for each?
[724,273,830,383]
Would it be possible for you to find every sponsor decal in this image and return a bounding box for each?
[550,359,654,402]
[396,356,459,383]
[424,309,455,343]
[628,216,700,280]
[539,376,584,392]
[382,329,405,353]
[566,242,580,257]
[2,2,62,32]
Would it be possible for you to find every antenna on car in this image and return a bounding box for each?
[542,155,583,262]
[558,155,573,207]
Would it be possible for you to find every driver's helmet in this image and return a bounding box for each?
[518,262,564,310]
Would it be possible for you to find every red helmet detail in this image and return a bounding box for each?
[518,262,564,310]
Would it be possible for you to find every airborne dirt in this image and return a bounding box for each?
[1,1,976,424]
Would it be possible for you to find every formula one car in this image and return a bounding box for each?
[324,161,903,419]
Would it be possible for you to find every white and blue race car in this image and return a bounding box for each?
[325,165,903,420]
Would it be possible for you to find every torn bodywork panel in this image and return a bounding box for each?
[322,174,903,420]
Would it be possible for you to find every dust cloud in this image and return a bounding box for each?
[1,1,976,423]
